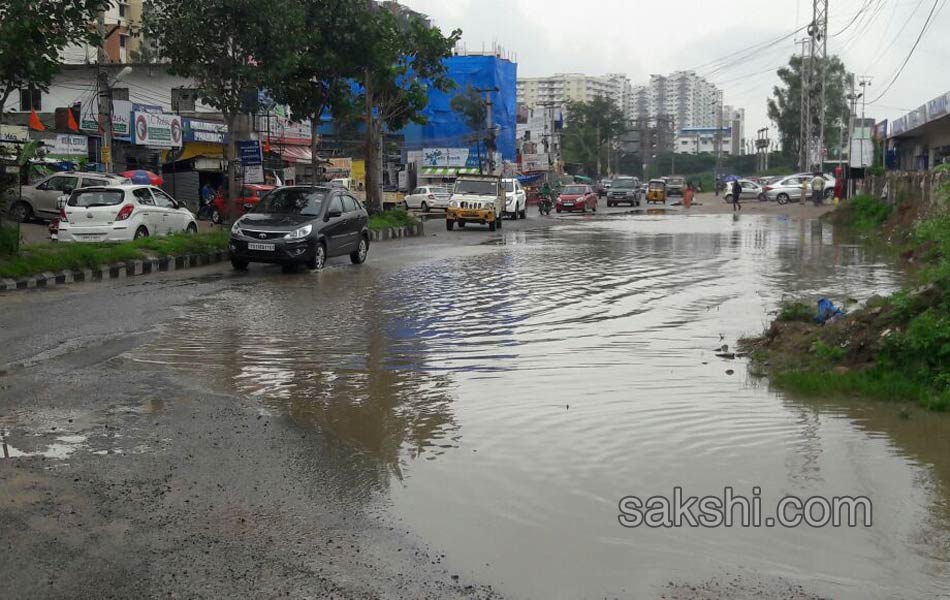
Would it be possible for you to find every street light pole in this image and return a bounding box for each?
[96,9,113,173]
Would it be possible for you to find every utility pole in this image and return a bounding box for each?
[714,91,723,195]
[858,76,872,175]
[96,9,113,173]
[670,116,676,176]
[845,76,861,198]
[796,37,810,172]
[804,0,829,173]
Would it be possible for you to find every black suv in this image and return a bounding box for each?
[229,186,369,271]
[607,178,641,207]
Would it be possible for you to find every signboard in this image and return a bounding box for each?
[256,116,312,145]
[182,119,227,144]
[0,125,29,143]
[132,112,182,148]
[329,157,352,171]
[521,153,550,172]
[239,140,263,184]
[422,148,469,168]
[101,146,112,164]
[51,134,88,156]
[928,93,949,119]
[81,101,160,140]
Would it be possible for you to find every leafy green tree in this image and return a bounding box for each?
[145,0,298,202]
[767,54,853,162]
[561,97,627,178]
[270,0,368,181]
[361,5,460,213]
[0,0,112,125]
[449,84,488,170]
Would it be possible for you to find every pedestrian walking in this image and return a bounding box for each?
[810,172,826,206]
[683,181,694,209]
[732,180,742,212]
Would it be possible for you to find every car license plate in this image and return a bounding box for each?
[563,202,574,207]
[248,242,275,251]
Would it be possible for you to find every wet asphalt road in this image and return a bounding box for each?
[0,210,573,600]
[2,202,947,599]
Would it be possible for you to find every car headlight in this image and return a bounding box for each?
[449,200,459,208]
[285,224,313,240]
[230,220,243,234]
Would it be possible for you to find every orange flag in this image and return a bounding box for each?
[263,138,271,153]
[66,109,79,132]
[28,108,45,131]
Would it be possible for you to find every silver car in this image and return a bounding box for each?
[724,179,764,203]
[793,172,836,200]
[763,175,813,204]
[8,171,129,222]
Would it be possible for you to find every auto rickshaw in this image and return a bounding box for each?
[646,179,667,204]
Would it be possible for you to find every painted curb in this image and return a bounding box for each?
[1,224,424,293]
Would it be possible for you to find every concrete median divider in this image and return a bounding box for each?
[1,224,423,293]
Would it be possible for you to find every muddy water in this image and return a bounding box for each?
[131,213,950,599]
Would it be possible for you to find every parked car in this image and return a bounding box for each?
[724,179,765,203]
[793,172,836,200]
[762,175,813,204]
[404,185,451,212]
[209,184,276,224]
[502,178,527,219]
[57,185,197,243]
[229,185,369,271]
[329,178,355,190]
[8,171,129,223]
[556,185,598,213]
[607,177,641,207]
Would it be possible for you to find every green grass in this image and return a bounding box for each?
[0,223,18,256]
[0,230,229,279]
[368,209,418,231]
[777,301,814,323]
[847,194,893,231]
[774,368,946,410]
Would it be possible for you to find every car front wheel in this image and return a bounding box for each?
[308,242,327,270]
[777,193,789,205]
[186,222,198,234]
[350,236,369,265]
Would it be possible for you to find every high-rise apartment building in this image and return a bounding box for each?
[60,1,145,64]
[517,73,628,112]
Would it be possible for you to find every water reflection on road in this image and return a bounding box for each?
[131,213,950,599]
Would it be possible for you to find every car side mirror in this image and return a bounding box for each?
[62,186,74,195]
[326,209,342,220]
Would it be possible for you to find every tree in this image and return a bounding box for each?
[270,0,368,181]
[361,5,460,213]
[145,0,298,204]
[0,0,112,125]
[449,84,487,171]
[561,97,626,178]
[767,54,853,163]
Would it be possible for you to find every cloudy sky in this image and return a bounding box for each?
[401,0,950,135]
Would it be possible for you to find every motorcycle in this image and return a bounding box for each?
[539,193,554,215]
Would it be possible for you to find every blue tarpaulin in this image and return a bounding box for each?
[401,55,518,162]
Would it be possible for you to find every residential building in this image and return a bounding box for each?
[516,73,627,112]
[61,1,145,64]
[674,127,734,155]
[644,70,719,130]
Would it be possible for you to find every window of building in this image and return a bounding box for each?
[119,34,128,48]
[118,1,128,17]
[19,88,41,111]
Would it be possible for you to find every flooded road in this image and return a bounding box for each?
[126,212,949,598]
[3,210,950,598]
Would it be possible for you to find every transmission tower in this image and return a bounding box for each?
[806,0,828,172]
[797,37,810,171]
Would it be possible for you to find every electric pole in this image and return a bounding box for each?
[858,76,873,174]
[714,90,723,178]
[845,75,861,198]
[96,9,113,173]
[796,37,810,172]
[804,0,829,173]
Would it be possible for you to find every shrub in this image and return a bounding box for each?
[368,209,418,231]
[778,301,814,323]
[0,224,18,257]
[848,194,893,230]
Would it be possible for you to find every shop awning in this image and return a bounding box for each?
[176,141,224,161]
[420,167,481,177]
[276,145,313,163]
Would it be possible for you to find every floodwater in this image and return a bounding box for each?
[130,213,950,599]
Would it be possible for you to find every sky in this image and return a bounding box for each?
[401,0,950,138]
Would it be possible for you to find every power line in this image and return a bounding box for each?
[867,0,943,104]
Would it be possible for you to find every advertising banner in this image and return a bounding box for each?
[132,111,182,148]
[521,153,550,172]
[422,148,469,168]
[183,119,227,144]
[51,134,88,156]
[81,101,161,140]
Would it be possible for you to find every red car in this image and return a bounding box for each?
[210,184,276,224]
[556,185,598,213]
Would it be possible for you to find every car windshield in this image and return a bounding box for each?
[68,189,125,207]
[563,186,586,195]
[503,181,515,192]
[252,188,326,216]
[613,179,635,189]
[432,187,450,195]
[455,179,497,195]
[668,178,684,185]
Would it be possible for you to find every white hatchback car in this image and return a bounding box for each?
[58,185,198,243]
[404,185,452,211]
